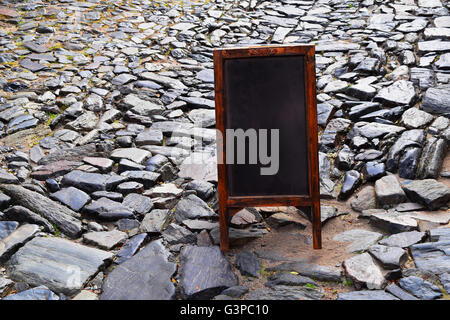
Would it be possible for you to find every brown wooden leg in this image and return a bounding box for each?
[219,205,230,252]
[312,202,322,249]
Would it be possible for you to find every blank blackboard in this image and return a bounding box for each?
[224,56,309,197]
[214,44,322,251]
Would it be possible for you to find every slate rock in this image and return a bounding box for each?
[398,276,442,300]
[350,186,377,213]
[421,88,450,117]
[185,180,214,200]
[140,209,170,233]
[179,245,238,299]
[7,237,113,295]
[210,224,268,245]
[83,230,128,250]
[0,221,19,241]
[416,138,447,179]
[411,240,450,275]
[344,253,385,290]
[162,223,196,245]
[115,233,147,265]
[0,184,82,238]
[338,170,361,200]
[3,285,59,301]
[385,283,419,300]
[265,272,316,287]
[266,262,341,282]
[3,206,53,232]
[221,286,249,298]
[370,212,418,234]
[402,179,450,210]
[375,175,407,206]
[235,251,260,277]
[51,187,91,212]
[374,80,417,106]
[334,229,383,253]
[83,197,134,221]
[246,285,323,300]
[122,193,154,216]
[368,245,408,269]
[337,290,398,300]
[101,240,176,300]
[379,231,426,248]
[174,194,215,223]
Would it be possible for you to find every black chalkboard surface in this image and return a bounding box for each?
[214,44,321,251]
[224,55,309,197]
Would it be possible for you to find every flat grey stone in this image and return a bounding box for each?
[6,237,113,295]
[235,251,260,277]
[0,221,19,241]
[334,229,383,253]
[162,223,196,245]
[179,245,238,299]
[403,179,450,210]
[344,253,385,290]
[266,262,341,282]
[0,184,82,238]
[101,240,176,300]
[83,230,128,250]
[375,175,407,206]
[379,231,426,248]
[399,276,442,300]
[338,290,398,300]
[0,224,40,262]
[3,206,53,232]
[247,285,323,300]
[51,187,91,212]
[140,209,170,233]
[83,197,134,221]
[368,245,408,269]
[174,194,215,223]
[411,240,450,275]
[385,283,419,300]
[3,285,59,300]
[110,148,151,164]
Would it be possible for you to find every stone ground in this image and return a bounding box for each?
[0,0,449,300]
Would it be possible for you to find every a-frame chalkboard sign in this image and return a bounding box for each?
[213,44,321,251]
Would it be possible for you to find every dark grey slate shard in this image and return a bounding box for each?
[374,175,407,206]
[416,137,447,179]
[221,286,249,298]
[338,170,362,200]
[2,285,59,300]
[398,276,443,300]
[235,251,260,277]
[120,171,160,189]
[265,272,316,287]
[82,197,134,221]
[266,262,341,282]
[174,194,215,223]
[439,273,450,294]
[0,192,10,209]
[385,284,419,300]
[379,231,426,248]
[179,245,238,300]
[246,285,323,300]
[51,187,91,211]
[115,233,147,265]
[122,193,154,215]
[411,240,450,275]
[6,237,113,295]
[368,245,408,269]
[162,223,196,245]
[0,224,40,262]
[101,240,176,300]
[38,144,106,165]
[337,290,398,300]
[61,170,108,193]
[3,206,53,232]
[420,87,450,117]
[0,221,19,240]
[185,180,214,200]
[430,228,450,242]
[344,253,386,290]
[0,184,82,238]
[140,209,170,234]
[210,224,268,245]
[402,179,450,210]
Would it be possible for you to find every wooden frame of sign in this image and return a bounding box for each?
[213,44,321,252]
